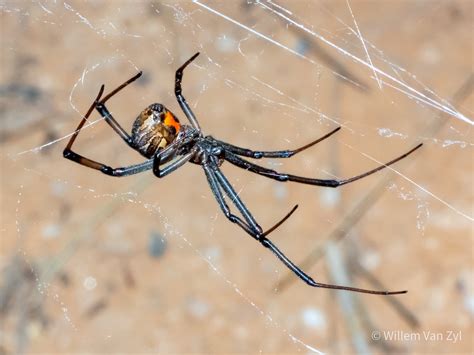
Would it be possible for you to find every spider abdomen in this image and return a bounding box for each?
[131,103,181,158]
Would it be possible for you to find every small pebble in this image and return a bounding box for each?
[83,276,97,290]
[148,231,167,258]
[301,307,326,330]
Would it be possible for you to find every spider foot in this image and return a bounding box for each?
[262,204,299,237]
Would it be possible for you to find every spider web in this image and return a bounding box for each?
[1,1,473,353]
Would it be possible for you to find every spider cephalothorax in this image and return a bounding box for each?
[64,52,422,295]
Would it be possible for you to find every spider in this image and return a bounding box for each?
[64,52,422,295]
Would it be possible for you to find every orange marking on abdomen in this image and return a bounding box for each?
[164,112,181,132]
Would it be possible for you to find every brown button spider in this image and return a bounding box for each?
[64,52,422,295]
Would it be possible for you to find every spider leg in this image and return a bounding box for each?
[211,166,299,239]
[206,162,404,295]
[94,104,133,146]
[151,138,188,166]
[224,144,422,187]
[175,52,201,131]
[64,85,105,156]
[153,152,193,178]
[64,148,153,176]
[202,163,263,237]
[99,72,142,104]
[262,237,406,295]
[94,71,143,147]
[65,72,141,153]
[216,126,341,159]
[203,162,299,237]
[63,76,154,177]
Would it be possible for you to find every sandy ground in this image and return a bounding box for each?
[1,1,473,354]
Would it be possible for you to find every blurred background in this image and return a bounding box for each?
[1,1,472,353]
